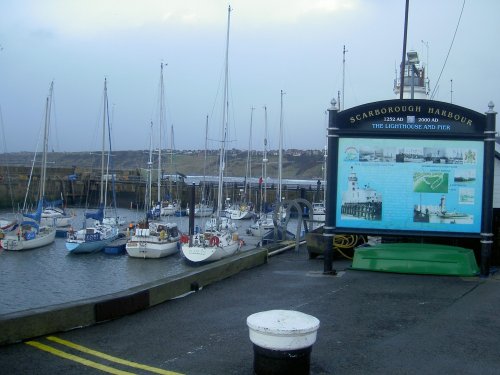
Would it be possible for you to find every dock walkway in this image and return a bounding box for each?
[1,245,500,374]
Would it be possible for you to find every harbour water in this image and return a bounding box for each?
[0,207,272,316]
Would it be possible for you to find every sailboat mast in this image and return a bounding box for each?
[169,124,174,196]
[158,62,165,204]
[40,81,53,201]
[244,107,254,201]
[202,115,208,203]
[262,105,268,212]
[100,79,107,206]
[147,121,153,212]
[278,89,285,204]
[217,5,231,219]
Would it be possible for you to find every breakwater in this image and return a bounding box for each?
[0,166,325,210]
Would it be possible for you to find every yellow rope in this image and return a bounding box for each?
[333,234,365,260]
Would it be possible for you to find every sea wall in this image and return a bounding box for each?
[0,166,322,210]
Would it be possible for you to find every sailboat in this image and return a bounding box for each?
[248,104,281,237]
[1,82,57,250]
[161,125,182,216]
[126,119,180,259]
[227,107,255,220]
[41,194,73,228]
[181,5,241,263]
[65,79,119,254]
[0,218,17,234]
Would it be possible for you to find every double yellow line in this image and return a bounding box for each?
[26,336,183,375]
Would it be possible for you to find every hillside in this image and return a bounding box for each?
[0,149,327,180]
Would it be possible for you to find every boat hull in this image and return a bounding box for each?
[187,205,214,217]
[249,216,274,237]
[103,237,128,255]
[228,209,254,220]
[41,216,72,228]
[195,208,213,217]
[126,238,179,258]
[161,204,180,216]
[1,228,56,251]
[66,229,119,254]
[181,232,240,262]
[41,207,74,228]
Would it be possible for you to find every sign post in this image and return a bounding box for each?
[324,99,496,276]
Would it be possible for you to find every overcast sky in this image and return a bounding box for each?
[0,0,498,153]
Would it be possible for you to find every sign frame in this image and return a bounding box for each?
[324,99,496,275]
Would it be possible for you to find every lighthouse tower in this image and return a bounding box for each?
[348,166,358,191]
[394,51,428,99]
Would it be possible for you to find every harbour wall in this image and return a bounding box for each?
[0,247,268,345]
[0,166,325,210]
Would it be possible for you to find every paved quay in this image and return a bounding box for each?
[1,245,500,374]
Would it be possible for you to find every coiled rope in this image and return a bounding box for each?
[333,234,366,259]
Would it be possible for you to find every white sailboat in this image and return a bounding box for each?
[181,5,241,263]
[41,203,73,228]
[41,190,74,228]
[161,125,181,216]
[249,106,274,237]
[126,120,180,258]
[65,79,119,254]
[249,92,287,238]
[1,82,57,250]
[190,201,214,217]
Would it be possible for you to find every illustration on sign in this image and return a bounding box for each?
[336,138,483,234]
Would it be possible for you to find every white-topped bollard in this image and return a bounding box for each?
[247,310,320,375]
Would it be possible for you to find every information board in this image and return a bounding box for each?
[336,137,484,234]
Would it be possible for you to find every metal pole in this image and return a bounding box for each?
[480,102,496,276]
[189,183,195,238]
[400,0,410,99]
[450,79,453,104]
[342,45,347,110]
[323,99,339,275]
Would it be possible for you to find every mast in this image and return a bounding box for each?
[216,4,231,220]
[146,121,153,213]
[278,89,285,204]
[158,62,166,205]
[100,79,107,206]
[262,105,268,213]
[169,124,174,198]
[399,0,410,99]
[40,81,53,202]
[342,45,347,110]
[244,107,254,202]
[202,115,208,203]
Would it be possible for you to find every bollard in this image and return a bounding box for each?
[247,310,320,375]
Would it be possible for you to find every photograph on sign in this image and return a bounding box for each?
[336,138,484,234]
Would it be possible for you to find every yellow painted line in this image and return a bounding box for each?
[46,336,184,375]
[25,341,136,375]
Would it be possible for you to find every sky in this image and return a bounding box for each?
[0,0,499,153]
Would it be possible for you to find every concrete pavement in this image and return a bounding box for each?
[1,245,499,374]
